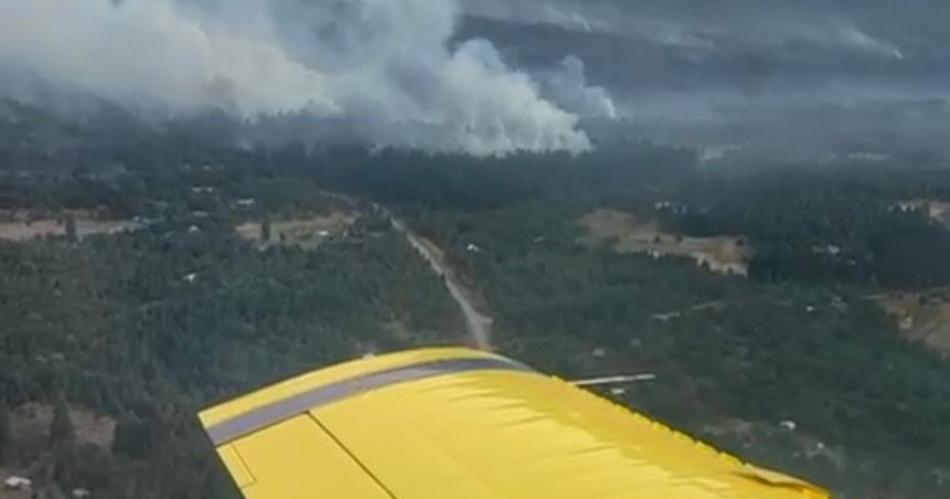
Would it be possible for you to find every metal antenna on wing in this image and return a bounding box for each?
[572,374,657,387]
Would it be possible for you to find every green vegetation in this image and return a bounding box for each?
[415,203,950,498]
[64,215,78,244]
[260,218,272,243]
[50,395,75,449]
[0,214,464,498]
[660,168,950,288]
[0,405,8,456]
[2,100,950,498]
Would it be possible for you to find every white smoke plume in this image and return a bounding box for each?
[538,56,617,119]
[0,0,593,155]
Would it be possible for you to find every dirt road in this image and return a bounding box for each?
[314,193,494,350]
[391,218,493,350]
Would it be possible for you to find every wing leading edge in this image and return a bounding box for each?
[199,348,830,499]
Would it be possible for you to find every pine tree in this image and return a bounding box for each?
[0,404,9,455]
[112,416,153,460]
[261,219,272,242]
[65,215,78,243]
[49,395,75,449]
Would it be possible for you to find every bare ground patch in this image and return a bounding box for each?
[9,403,116,451]
[0,405,115,499]
[579,209,750,276]
[897,199,950,226]
[878,289,950,355]
[0,469,31,499]
[0,211,138,242]
[235,211,357,248]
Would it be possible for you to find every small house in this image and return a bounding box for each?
[4,476,32,490]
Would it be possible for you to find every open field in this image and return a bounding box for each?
[9,403,116,450]
[0,211,138,242]
[0,404,117,499]
[579,209,750,276]
[235,211,356,248]
[898,199,950,226]
[878,289,950,355]
[0,470,31,499]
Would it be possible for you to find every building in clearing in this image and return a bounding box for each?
[4,476,32,490]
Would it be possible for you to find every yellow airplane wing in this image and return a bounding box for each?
[198,348,829,499]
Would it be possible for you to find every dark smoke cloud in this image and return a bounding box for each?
[463,0,913,58]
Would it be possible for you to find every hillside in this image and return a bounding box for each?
[414,203,950,498]
[0,205,467,498]
[0,106,950,498]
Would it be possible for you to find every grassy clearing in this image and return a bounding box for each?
[235,211,356,248]
[579,208,750,276]
[9,403,116,451]
[879,289,950,355]
[898,199,950,226]
[0,404,117,499]
[0,211,138,242]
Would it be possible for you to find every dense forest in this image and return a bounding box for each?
[0,215,464,498]
[655,168,950,288]
[2,101,950,498]
[414,204,950,498]
[6,99,950,292]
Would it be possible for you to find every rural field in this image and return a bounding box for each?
[0,212,138,242]
[234,211,356,248]
[879,289,950,355]
[578,208,749,276]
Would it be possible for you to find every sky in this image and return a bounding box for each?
[463,0,950,53]
[461,0,950,123]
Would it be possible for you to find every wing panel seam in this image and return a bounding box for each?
[308,413,401,499]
